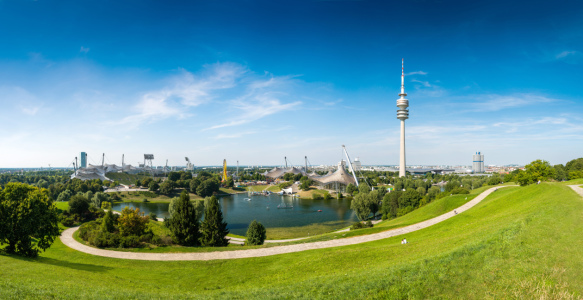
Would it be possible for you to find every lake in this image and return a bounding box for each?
[112,193,356,236]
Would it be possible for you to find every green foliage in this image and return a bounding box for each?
[245,220,266,245]
[118,207,149,237]
[225,177,234,188]
[57,189,73,202]
[351,192,371,221]
[199,196,229,247]
[159,181,174,195]
[278,181,292,189]
[101,209,115,233]
[0,183,60,257]
[525,159,556,182]
[350,221,373,230]
[68,194,90,215]
[148,181,159,192]
[345,183,357,195]
[91,192,109,208]
[196,178,220,197]
[382,191,401,220]
[166,191,203,246]
[312,193,323,200]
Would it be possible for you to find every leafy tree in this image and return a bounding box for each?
[368,190,381,217]
[299,181,310,191]
[345,183,357,195]
[159,181,174,195]
[525,159,556,183]
[394,181,404,191]
[416,187,426,196]
[0,183,60,257]
[166,191,203,246]
[91,192,109,208]
[57,189,73,202]
[196,179,219,197]
[225,177,234,188]
[399,189,422,208]
[189,178,201,193]
[199,196,229,247]
[180,171,193,181]
[68,194,90,215]
[118,207,149,236]
[148,181,159,192]
[553,164,567,181]
[101,201,112,210]
[515,170,534,186]
[245,220,266,245]
[101,209,115,233]
[358,184,370,195]
[167,171,181,182]
[351,192,371,221]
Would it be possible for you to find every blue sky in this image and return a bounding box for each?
[1,0,582,168]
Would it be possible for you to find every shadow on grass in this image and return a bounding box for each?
[0,251,113,273]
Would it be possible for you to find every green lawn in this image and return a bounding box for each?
[105,172,153,185]
[1,183,582,299]
[112,190,203,202]
[245,184,269,192]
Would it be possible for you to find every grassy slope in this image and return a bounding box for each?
[1,183,582,299]
[105,173,152,185]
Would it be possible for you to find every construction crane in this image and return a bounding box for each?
[222,159,228,182]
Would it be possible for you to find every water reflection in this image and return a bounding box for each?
[112,193,356,235]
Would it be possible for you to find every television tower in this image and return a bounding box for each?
[397,59,409,177]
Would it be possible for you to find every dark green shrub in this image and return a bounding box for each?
[119,236,140,248]
[245,220,266,246]
[312,193,323,200]
[149,212,157,221]
[351,222,365,230]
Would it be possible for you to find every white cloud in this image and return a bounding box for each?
[411,79,432,87]
[115,63,246,128]
[20,105,41,116]
[214,131,256,139]
[556,50,578,59]
[80,46,90,53]
[464,93,557,112]
[405,71,427,76]
[204,75,302,130]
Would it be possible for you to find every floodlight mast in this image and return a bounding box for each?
[342,145,359,187]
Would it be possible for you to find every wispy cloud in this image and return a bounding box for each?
[213,131,256,139]
[411,79,432,87]
[114,63,245,128]
[20,105,41,116]
[464,93,557,112]
[204,75,302,130]
[405,71,427,76]
[556,50,579,59]
[80,46,90,53]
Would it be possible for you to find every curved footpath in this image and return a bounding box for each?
[568,184,583,197]
[60,185,515,261]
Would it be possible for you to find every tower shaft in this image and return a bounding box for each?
[399,120,406,177]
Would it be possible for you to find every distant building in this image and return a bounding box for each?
[352,157,362,172]
[472,152,485,173]
[80,152,87,168]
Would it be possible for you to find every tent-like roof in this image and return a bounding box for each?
[265,167,305,179]
[313,163,356,186]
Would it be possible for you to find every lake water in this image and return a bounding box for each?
[112,193,356,236]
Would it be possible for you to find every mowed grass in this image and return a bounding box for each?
[1,183,582,299]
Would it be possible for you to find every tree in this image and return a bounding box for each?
[118,207,149,236]
[300,181,311,191]
[351,192,371,221]
[101,209,115,233]
[68,194,90,216]
[148,181,159,192]
[346,183,357,195]
[167,171,181,182]
[399,189,422,208]
[199,196,229,247]
[0,183,60,257]
[166,191,203,246]
[515,170,533,186]
[225,177,234,188]
[159,181,174,195]
[57,189,73,202]
[196,179,219,197]
[91,192,109,208]
[525,159,556,183]
[246,220,266,246]
[553,164,567,181]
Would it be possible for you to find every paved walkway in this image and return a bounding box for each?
[568,185,583,197]
[60,186,514,261]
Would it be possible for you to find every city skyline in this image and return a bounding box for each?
[1,0,582,168]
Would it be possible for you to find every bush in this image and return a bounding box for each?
[119,235,140,248]
[350,221,373,230]
[61,215,76,227]
[245,220,267,246]
[68,195,90,216]
[118,207,149,237]
[312,193,323,200]
[149,212,157,221]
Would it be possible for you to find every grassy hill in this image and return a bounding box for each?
[1,182,582,299]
